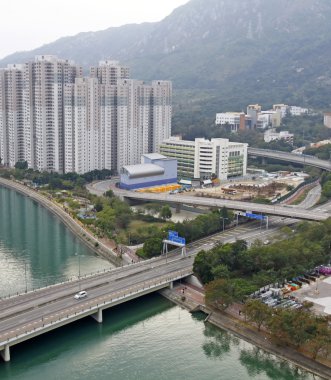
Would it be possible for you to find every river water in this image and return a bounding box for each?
[0,186,322,380]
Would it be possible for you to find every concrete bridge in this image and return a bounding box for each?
[114,188,328,221]
[0,256,193,362]
[248,148,331,171]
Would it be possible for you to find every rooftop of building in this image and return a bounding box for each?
[142,153,167,160]
[122,163,165,179]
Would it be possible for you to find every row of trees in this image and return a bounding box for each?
[194,219,331,290]
[1,166,113,190]
[199,220,331,360]
[242,300,331,360]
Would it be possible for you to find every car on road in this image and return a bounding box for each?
[74,290,87,299]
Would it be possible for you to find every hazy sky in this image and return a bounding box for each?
[0,0,190,59]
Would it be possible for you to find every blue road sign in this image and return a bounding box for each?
[168,230,178,240]
[245,212,267,221]
[170,236,186,245]
[168,230,186,245]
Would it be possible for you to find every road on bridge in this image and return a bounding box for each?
[87,181,328,221]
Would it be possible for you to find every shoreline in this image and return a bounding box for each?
[161,285,331,380]
[0,178,120,266]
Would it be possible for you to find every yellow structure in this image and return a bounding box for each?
[136,184,181,193]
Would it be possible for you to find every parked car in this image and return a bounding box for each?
[74,290,87,299]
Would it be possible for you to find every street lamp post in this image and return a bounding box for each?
[220,217,228,232]
[75,253,81,291]
[24,261,27,293]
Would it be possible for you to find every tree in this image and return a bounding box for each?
[193,250,213,284]
[14,160,28,170]
[212,264,230,280]
[308,322,331,360]
[104,189,115,198]
[243,299,271,331]
[159,205,172,220]
[205,278,236,310]
[142,238,163,258]
[94,199,103,212]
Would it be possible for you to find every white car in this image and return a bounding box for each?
[74,290,87,299]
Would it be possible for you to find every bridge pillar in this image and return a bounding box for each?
[169,281,174,289]
[175,203,181,213]
[91,308,103,323]
[1,345,10,362]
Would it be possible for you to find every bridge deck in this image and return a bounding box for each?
[0,257,193,361]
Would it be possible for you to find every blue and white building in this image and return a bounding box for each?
[119,153,177,190]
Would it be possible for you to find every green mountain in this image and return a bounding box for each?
[2,0,331,129]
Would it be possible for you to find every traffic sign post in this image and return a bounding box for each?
[163,230,187,257]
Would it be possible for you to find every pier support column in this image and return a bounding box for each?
[1,345,10,362]
[91,308,103,323]
[169,281,174,289]
[175,203,181,213]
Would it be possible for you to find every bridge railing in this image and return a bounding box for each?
[0,268,193,347]
[0,254,185,300]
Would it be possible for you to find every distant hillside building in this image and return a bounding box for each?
[264,129,294,145]
[215,112,253,132]
[289,106,308,116]
[160,137,247,180]
[324,113,331,129]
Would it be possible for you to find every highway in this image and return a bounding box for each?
[248,148,331,171]
[0,255,194,361]
[87,181,329,221]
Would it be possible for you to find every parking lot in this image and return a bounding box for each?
[292,276,331,315]
[251,268,331,314]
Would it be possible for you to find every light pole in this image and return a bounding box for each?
[220,217,228,232]
[24,261,27,293]
[75,252,81,291]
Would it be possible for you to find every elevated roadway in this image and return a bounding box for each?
[0,256,193,362]
[248,148,331,171]
[111,187,328,221]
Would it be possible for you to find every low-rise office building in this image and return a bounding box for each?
[160,137,247,180]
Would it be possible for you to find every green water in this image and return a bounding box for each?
[0,186,112,296]
[0,186,322,379]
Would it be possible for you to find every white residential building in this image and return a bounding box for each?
[29,56,82,173]
[0,57,171,175]
[0,56,82,171]
[0,64,25,168]
[273,104,288,118]
[160,137,247,180]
